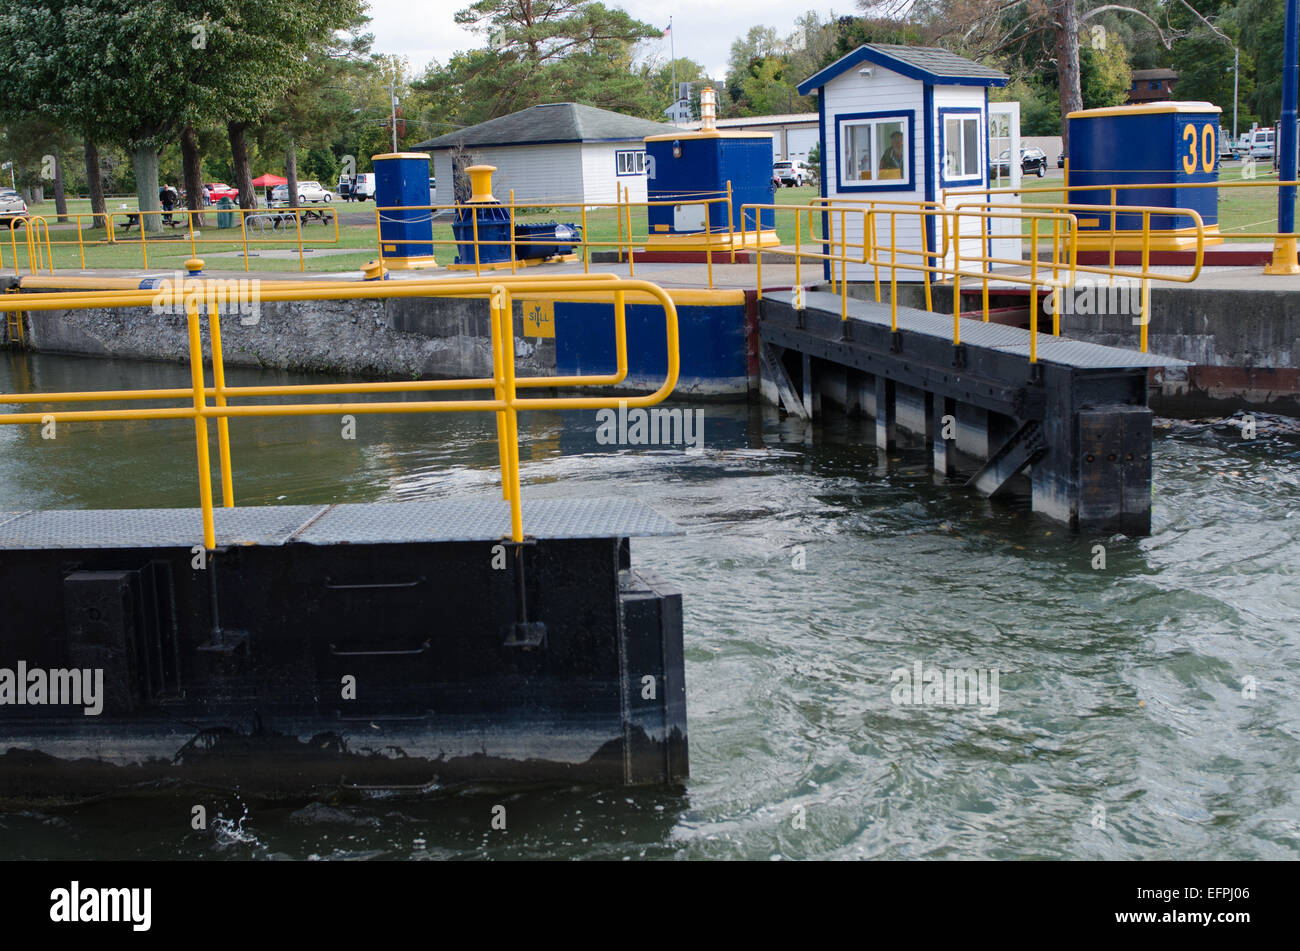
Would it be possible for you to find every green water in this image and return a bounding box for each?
[0,351,1297,860]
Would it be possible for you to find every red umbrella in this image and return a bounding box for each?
[251,173,287,186]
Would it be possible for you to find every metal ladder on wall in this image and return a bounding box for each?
[4,289,24,347]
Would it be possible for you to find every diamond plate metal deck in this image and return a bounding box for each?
[777,290,1187,369]
[0,498,679,550]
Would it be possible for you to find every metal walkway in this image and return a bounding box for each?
[774,289,1188,369]
[0,497,680,550]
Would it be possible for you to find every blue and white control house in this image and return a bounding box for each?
[797,45,1009,281]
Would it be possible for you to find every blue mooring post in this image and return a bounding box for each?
[1267,0,1300,273]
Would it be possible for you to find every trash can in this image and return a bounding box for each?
[217,197,234,229]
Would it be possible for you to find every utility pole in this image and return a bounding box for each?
[1233,46,1239,142]
[1266,0,1299,273]
[389,78,399,153]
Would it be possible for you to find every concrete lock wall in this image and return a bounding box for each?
[17,295,552,380]
[8,288,754,399]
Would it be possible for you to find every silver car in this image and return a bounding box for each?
[270,180,334,207]
[0,189,28,222]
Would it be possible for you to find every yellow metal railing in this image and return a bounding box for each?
[373,186,736,288]
[740,195,1205,360]
[4,205,343,275]
[952,177,1300,241]
[0,275,679,547]
[7,215,53,275]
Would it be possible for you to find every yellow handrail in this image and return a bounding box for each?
[0,276,678,547]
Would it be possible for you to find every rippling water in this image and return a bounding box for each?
[0,352,1297,860]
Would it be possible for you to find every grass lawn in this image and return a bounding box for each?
[10,172,1293,275]
[11,186,828,274]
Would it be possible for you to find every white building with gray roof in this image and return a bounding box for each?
[415,102,680,208]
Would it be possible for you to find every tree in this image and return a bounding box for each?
[860,0,1226,150]
[415,1,661,124]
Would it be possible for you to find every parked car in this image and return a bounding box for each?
[772,161,808,187]
[270,180,333,207]
[994,147,1048,177]
[1247,128,1276,159]
[1057,151,1065,169]
[0,188,27,222]
[203,182,238,202]
[349,173,376,201]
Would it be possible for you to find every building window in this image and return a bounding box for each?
[1149,80,1160,90]
[941,111,982,182]
[836,112,913,191]
[616,150,646,176]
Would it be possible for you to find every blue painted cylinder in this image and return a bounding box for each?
[1067,104,1220,233]
[373,152,435,259]
[452,204,512,265]
[644,134,775,236]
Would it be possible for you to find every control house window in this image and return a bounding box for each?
[616,150,646,176]
[942,112,982,181]
[837,113,912,191]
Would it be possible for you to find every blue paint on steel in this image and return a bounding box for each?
[452,204,512,264]
[798,45,1008,96]
[1280,0,1298,237]
[936,106,985,189]
[818,91,830,283]
[984,87,993,262]
[831,109,918,194]
[138,278,162,289]
[922,85,936,257]
[645,136,774,236]
[1068,107,1220,232]
[373,154,435,258]
[555,300,747,386]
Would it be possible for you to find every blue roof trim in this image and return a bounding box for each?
[797,46,1008,95]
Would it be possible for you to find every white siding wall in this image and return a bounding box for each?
[823,68,926,281]
[580,141,649,204]
[934,87,993,270]
[430,141,649,208]
[430,143,585,206]
[937,93,1025,270]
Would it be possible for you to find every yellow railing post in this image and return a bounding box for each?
[240,210,251,271]
[508,188,517,274]
[294,206,305,273]
[581,204,590,274]
[726,180,735,264]
[492,284,524,542]
[952,211,962,346]
[625,186,635,278]
[185,299,216,551]
[1029,218,1039,363]
[208,301,235,508]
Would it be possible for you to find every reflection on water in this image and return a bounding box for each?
[0,351,1297,860]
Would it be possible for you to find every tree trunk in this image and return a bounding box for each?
[131,145,162,233]
[84,139,106,230]
[1056,0,1082,156]
[285,136,299,211]
[228,121,255,209]
[53,154,68,224]
[181,125,205,227]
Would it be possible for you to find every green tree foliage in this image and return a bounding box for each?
[0,0,361,225]
[1079,38,1131,108]
[416,0,660,125]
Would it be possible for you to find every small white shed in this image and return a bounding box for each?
[415,103,679,208]
[797,45,1011,281]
